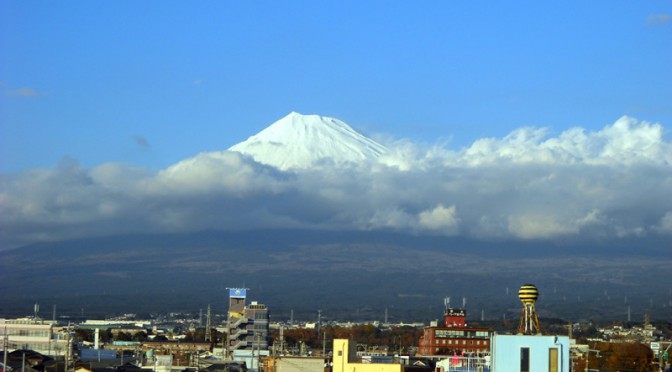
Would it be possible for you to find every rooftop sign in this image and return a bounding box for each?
[229,288,247,299]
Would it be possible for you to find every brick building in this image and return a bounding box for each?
[417,309,492,356]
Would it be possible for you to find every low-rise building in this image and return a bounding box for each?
[490,334,570,372]
[264,356,325,372]
[417,309,492,357]
[0,318,71,357]
[333,339,402,372]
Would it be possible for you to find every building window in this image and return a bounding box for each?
[338,351,342,356]
[520,347,530,372]
[549,348,558,372]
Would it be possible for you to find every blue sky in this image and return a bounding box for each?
[2,1,670,173]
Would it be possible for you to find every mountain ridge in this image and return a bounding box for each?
[1,229,669,321]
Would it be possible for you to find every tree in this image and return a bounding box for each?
[593,342,654,372]
[132,331,147,342]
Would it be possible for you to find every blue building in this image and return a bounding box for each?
[490,335,569,372]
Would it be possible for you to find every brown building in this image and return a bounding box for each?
[417,309,492,356]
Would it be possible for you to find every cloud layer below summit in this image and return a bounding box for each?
[1,115,671,250]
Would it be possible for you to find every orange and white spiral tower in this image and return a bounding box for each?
[517,284,541,335]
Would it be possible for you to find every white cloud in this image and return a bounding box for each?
[508,214,579,239]
[456,116,670,166]
[655,212,672,235]
[0,116,670,249]
[418,204,460,233]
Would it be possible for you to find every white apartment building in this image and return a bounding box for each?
[0,318,71,357]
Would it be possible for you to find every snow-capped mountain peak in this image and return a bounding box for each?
[228,112,387,170]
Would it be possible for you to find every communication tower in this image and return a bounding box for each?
[517,284,541,335]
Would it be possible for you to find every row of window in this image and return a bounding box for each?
[2,330,51,337]
[435,339,487,347]
[8,343,67,355]
[434,330,490,338]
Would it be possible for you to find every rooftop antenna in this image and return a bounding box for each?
[517,284,541,335]
[462,297,467,309]
[34,303,40,319]
[444,297,451,311]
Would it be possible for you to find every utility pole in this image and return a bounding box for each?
[3,326,8,372]
[322,331,326,357]
[65,322,73,372]
[205,305,212,342]
[253,331,260,372]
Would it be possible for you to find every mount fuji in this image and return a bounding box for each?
[228,112,387,170]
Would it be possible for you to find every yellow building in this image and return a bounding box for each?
[332,339,402,372]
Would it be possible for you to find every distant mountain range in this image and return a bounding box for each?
[1,228,669,322]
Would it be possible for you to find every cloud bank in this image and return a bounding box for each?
[1,116,670,249]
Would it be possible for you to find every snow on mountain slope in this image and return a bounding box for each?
[228,112,388,170]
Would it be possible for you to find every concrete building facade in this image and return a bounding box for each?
[333,339,401,372]
[226,288,270,369]
[0,318,70,357]
[490,335,570,372]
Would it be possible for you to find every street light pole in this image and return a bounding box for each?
[3,326,8,372]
